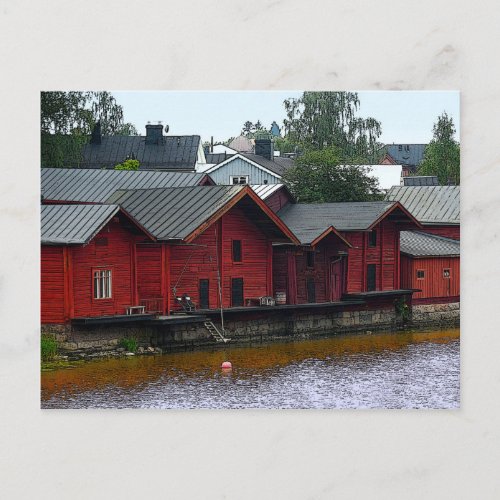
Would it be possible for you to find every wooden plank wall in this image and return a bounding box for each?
[41,246,65,323]
[421,226,460,240]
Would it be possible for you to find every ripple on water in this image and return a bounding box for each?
[41,329,460,409]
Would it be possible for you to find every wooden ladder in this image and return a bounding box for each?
[204,321,231,343]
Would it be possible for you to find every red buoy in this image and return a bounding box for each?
[221,361,232,369]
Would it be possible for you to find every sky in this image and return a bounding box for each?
[113,91,460,145]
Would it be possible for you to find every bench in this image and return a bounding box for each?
[126,305,146,315]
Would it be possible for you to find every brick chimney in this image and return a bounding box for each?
[145,124,163,145]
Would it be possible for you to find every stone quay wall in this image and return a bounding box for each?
[41,300,459,359]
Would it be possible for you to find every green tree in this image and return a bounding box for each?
[241,121,253,135]
[283,92,382,162]
[114,159,140,171]
[282,147,382,203]
[418,112,460,184]
[41,91,136,167]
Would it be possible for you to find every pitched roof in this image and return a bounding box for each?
[41,204,120,245]
[204,152,234,164]
[385,185,460,225]
[251,183,289,200]
[240,153,295,177]
[79,135,201,170]
[277,201,402,244]
[106,185,298,244]
[41,168,209,203]
[400,231,460,257]
[385,144,427,167]
[228,135,254,153]
[403,176,439,186]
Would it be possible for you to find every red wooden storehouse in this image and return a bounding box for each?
[41,204,154,324]
[274,201,422,304]
[251,184,294,213]
[108,185,299,314]
[400,231,460,304]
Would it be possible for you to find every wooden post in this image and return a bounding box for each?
[379,223,384,291]
[63,247,74,321]
[267,241,273,296]
[361,233,366,292]
[130,241,138,305]
[160,244,167,315]
[166,244,171,315]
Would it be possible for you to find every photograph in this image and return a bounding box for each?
[40,90,460,409]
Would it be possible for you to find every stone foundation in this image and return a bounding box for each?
[410,302,460,327]
[41,300,459,358]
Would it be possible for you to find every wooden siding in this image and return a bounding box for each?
[208,157,281,185]
[421,226,460,240]
[401,255,460,301]
[265,189,293,213]
[41,246,65,323]
[169,205,273,310]
[137,244,163,301]
[71,220,137,318]
[344,219,399,294]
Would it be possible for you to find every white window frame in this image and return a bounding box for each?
[230,175,249,185]
[93,269,112,299]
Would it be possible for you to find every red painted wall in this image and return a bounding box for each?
[421,226,460,240]
[170,206,273,310]
[71,219,138,318]
[41,246,65,323]
[344,219,399,294]
[137,244,163,300]
[400,255,460,302]
[265,189,292,213]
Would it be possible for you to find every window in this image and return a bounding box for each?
[416,269,425,279]
[443,268,450,278]
[232,240,242,262]
[398,145,402,151]
[368,230,377,247]
[404,145,410,152]
[306,250,315,268]
[230,175,249,185]
[93,269,112,299]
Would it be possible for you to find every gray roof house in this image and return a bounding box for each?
[79,123,206,171]
[382,144,427,172]
[400,231,460,257]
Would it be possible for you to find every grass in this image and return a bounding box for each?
[41,334,58,362]
[118,337,138,352]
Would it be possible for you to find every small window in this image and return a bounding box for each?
[93,269,112,299]
[306,250,315,268]
[416,270,425,279]
[368,230,377,247]
[443,268,450,278]
[230,175,249,185]
[232,240,242,262]
[405,145,410,152]
[398,145,402,151]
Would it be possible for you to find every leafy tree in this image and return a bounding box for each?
[282,147,382,203]
[41,91,137,167]
[418,112,460,184]
[283,92,382,162]
[114,159,140,171]
[242,121,253,135]
[241,120,266,138]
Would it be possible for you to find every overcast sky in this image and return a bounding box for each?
[113,90,460,145]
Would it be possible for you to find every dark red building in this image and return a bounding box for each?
[275,201,421,304]
[400,231,460,304]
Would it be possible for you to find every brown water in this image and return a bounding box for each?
[41,328,460,409]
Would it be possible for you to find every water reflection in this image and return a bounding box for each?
[41,328,460,409]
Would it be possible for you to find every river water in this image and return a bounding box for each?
[41,328,460,409]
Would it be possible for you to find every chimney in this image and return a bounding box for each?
[254,131,274,160]
[145,124,163,145]
[90,121,101,145]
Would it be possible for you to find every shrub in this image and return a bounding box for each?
[114,159,140,171]
[41,334,58,362]
[119,337,138,352]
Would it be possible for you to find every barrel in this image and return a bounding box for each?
[275,291,286,305]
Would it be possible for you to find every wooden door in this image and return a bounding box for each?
[329,258,344,301]
[231,278,244,307]
[199,279,209,309]
[367,264,376,292]
[306,277,316,303]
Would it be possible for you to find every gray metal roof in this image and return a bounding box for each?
[41,204,120,245]
[80,135,201,170]
[277,201,396,244]
[402,176,439,186]
[385,185,460,225]
[385,144,427,167]
[107,185,244,241]
[41,168,208,203]
[251,183,286,200]
[400,231,460,257]
[240,153,295,177]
